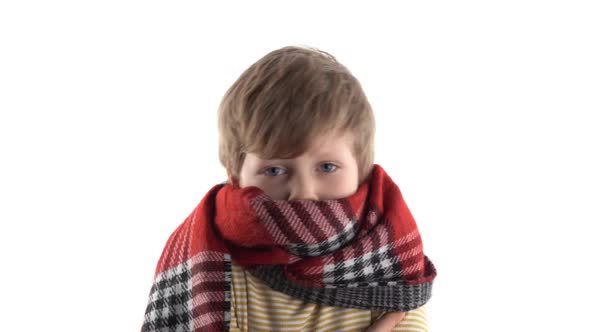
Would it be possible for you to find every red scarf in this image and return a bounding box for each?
[142,164,436,331]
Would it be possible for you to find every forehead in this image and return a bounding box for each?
[306,131,354,154]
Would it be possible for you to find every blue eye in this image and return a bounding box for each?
[264,167,286,177]
[319,163,337,173]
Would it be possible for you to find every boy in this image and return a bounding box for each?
[142,46,436,332]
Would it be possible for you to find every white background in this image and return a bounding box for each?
[1,1,589,331]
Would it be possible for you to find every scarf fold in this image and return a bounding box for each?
[142,164,436,332]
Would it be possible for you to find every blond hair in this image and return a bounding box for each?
[218,46,375,181]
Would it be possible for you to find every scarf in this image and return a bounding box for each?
[141,164,436,332]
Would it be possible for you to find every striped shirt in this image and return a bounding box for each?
[229,262,429,332]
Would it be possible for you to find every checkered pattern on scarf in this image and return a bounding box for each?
[141,165,436,332]
[248,197,434,312]
[142,251,232,332]
[251,197,363,257]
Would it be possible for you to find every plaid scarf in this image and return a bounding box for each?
[142,164,436,332]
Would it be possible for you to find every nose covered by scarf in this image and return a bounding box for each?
[142,164,436,332]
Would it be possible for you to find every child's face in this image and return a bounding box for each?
[238,131,360,201]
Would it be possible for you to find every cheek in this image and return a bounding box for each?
[323,171,359,198]
[260,180,291,200]
[242,176,287,200]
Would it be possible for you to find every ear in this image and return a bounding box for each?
[226,169,238,186]
[226,169,232,185]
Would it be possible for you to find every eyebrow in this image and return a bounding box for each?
[257,155,345,164]
[252,147,349,163]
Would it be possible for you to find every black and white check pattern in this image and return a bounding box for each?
[142,252,232,332]
[323,244,404,284]
[142,260,194,332]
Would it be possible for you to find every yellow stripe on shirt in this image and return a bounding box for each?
[229,262,428,332]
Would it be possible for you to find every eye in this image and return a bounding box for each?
[319,163,338,173]
[263,166,286,177]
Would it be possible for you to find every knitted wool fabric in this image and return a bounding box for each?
[141,164,436,332]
